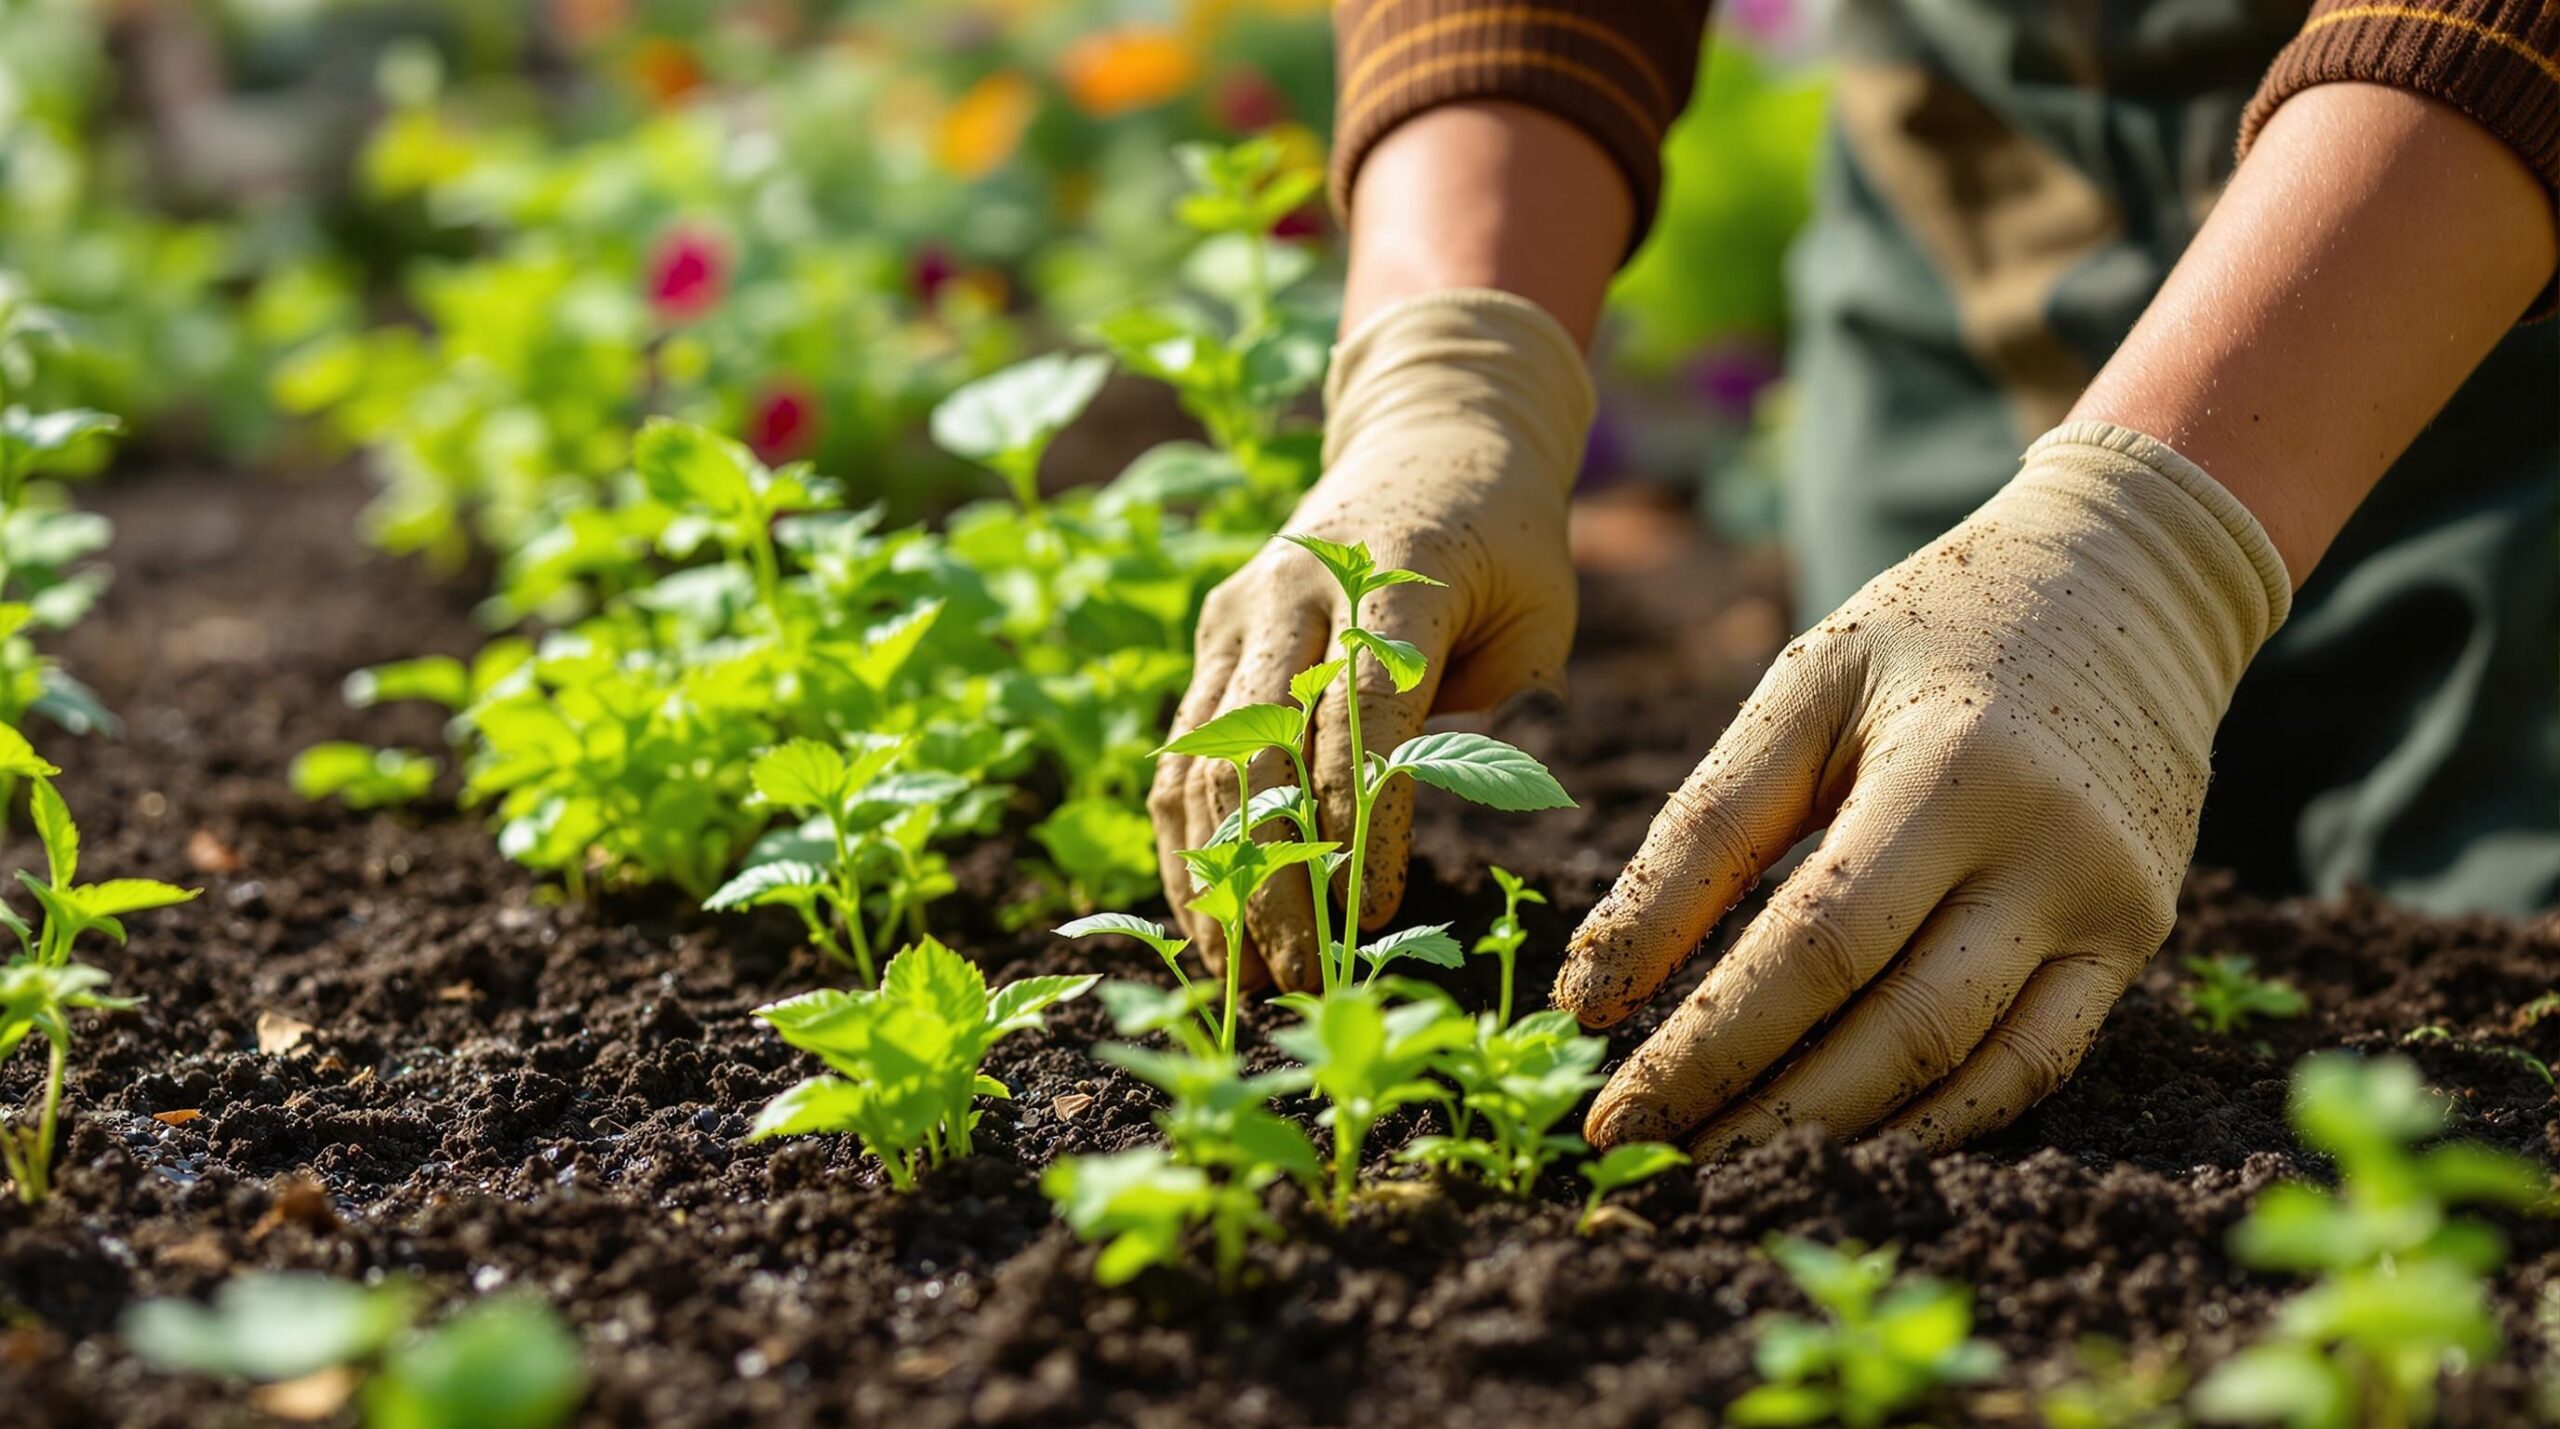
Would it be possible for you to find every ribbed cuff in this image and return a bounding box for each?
[2240,0,2560,319]
[2026,420,2295,637]
[1327,0,1708,261]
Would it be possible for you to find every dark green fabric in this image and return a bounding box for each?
[1781,1,2560,915]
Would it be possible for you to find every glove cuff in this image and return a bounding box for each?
[1322,288,1596,492]
[2023,420,2295,642]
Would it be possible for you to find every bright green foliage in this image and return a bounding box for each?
[1403,1006,1606,1198]
[2191,1054,2552,1429]
[1055,915,1212,1044]
[2183,954,2308,1036]
[2039,1338,2191,1429]
[292,742,440,810]
[126,1274,586,1429]
[750,937,1096,1191]
[931,352,1112,507]
[705,734,968,985]
[1272,981,1475,1221]
[1044,978,1320,1288]
[1476,866,1545,1026]
[1728,1236,2005,1428]
[0,768,193,1203]
[0,278,122,748]
[1576,1142,1690,1234]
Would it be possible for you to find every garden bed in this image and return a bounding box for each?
[3,465,2554,1427]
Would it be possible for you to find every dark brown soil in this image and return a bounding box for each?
[1,467,2553,1427]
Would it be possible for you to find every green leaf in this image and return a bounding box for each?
[0,722,57,779]
[748,1075,870,1140]
[930,352,1112,465]
[30,777,74,885]
[364,1298,588,1429]
[2190,1342,2349,1427]
[881,936,989,1029]
[986,973,1102,1035]
[289,743,438,810]
[633,419,762,521]
[1339,629,1427,694]
[1359,923,1464,972]
[1384,732,1575,812]
[750,739,851,812]
[1055,913,1189,962]
[1725,1382,1837,1426]
[1154,703,1302,765]
[1288,659,1345,712]
[1101,441,1245,510]
[1582,1141,1690,1197]
[343,656,470,711]
[75,879,199,919]
[1208,785,1302,846]
[1280,533,1372,604]
[123,1273,417,1383]
[703,860,829,912]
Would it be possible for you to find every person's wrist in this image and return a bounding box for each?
[1321,288,1595,499]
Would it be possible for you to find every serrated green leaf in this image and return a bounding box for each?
[750,739,851,812]
[703,860,829,911]
[1154,703,1301,764]
[1359,923,1463,971]
[30,777,73,885]
[1383,732,1575,812]
[1055,913,1188,961]
[0,722,57,779]
[1288,659,1345,712]
[1339,629,1427,693]
[930,352,1111,465]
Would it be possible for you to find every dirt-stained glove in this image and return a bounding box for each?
[1150,289,1594,991]
[1556,421,2292,1155]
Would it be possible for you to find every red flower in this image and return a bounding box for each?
[647,228,725,321]
[910,244,958,305]
[748,381,817,464]
[1212,69,1288,133]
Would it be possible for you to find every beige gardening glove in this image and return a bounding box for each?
[1558,422,2292,1156]
[1149,289,1594,991]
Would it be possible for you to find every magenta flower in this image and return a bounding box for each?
[748,381,816,464]
[647,228,726,321]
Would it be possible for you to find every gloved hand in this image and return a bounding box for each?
[1150,289,1594,991]
[1556,422,2292,1155]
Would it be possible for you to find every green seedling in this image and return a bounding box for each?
[2400,1024,2554,1087]
[1728,1235,2005,1429]
[1055,914,1218,1046]
[1402,1005,1607,1198]
[0,747,193,1203]
[1576,1141,1689,1234]
[125,1273,586,1429]
[1475,865,1545,1027]
[1270,980,1474,1221]
[1045,979,1320,1288]
[2183,954,2307,1037]
[2040,1337,2191,1429]
[706,735,967,986]
[2191,1053,2552,1429]
[749,937,1096,1191]
[291,742,439,810]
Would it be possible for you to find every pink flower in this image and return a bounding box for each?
[647,228,726,321]
[748,381,816,464]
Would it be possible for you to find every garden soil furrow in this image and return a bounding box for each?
[1,467,2553,1426]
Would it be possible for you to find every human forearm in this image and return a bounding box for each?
[2070,83,2558,586]
[1340,102,1632,346]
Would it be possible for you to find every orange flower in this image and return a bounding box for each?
[626,37,705,107]
[1058,27,1198,118]
[935,70,1039,179]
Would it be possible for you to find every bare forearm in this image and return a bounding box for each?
[2070,83,2557,586]
[1341,101,1632,347]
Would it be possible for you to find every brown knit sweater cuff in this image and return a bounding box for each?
[1328,0,1710,260]
[2240,0,2560,318]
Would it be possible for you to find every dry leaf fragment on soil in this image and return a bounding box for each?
[1049,1093,1093,1121]
[186,828,244,874]
[249,1177,339,1242]
[150,1109,201,1127]
[255,1010,316,1057]
[251,1366,360,1422]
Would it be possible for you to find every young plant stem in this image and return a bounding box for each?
[1283,746,1337,995]
[1331,1114,1364,1222]
[23,1040,63,1204]
[1336,681,1373,989]
[825,815,877,986]
[1217,761,1251,1054]
[1495,946,1516,1029]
